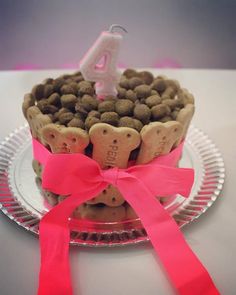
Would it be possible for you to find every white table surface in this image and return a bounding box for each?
[0,69,235,295]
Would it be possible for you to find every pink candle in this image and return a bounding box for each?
[80,25,126,99]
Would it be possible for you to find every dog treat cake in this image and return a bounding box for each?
[23,69,195,222]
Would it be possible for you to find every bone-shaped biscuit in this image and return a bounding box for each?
[41,123,89,154]
[136,121,183,164]
[89,123,141,169]
[86,184,124,207]
[176,103,195,144]
[126,205,138,219]
[26,106,52,144]
[180,88,195,105]
[73,203,126,222]
[22,93,35,118]
[32,159,43,178]
[43,190,58,206]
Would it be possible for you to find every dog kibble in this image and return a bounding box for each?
[151,104,171,120]
[133,104,151,124]
[118,117,143,132]
[175,97,185,108]
[48,93,60,106]
[68,118,85,129]
[61,94,78,110]
[41,104,58,115]
[32,84,45,100]
[75,102,88,118]
[115,99,134,116]
[162,98,178,110]
[60,84,77,96]
[85,116,100,130]
[54,107,70,120]
[81,95,98,111]
[62,74,71,80]
[133,118,143,132]
[27,70,190,136]
[98,100,115,113]
[74,112,85,120]
[151,89,158,96]
[88,110,101,118]
[123,68,137,78]
[74,70,82,76]
[152,79,166,93]
[129,77,143,89]
[101,112,119,126]
[37,99,48,112]
[162,87,176,99]
[126,89,137,102]
[171,110,179,120]
[69,82,79,92]
[119,78,130,89]
[73,75,84,83]
[138,71,154,85]
[78,81,94,95]
[104,95,117,102]
[145,95,162,107]
[53,78,65,92]
[47,114,55,123]
[43,78,54,84]
[160,116,173,123]
[119,117,136,129]
[58,112,74,125]
[165,79,180,91]
[134,85,151,99]
[44,84,54,98]
[64,78,72,84]
[117,86,127,98]
[178,90,194,105]
[156,75,167,80]
[139,98,146,104]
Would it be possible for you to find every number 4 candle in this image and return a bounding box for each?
[80,24,127,99]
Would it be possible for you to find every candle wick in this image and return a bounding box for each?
[108,24,128,34]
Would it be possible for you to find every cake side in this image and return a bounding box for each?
[24,69,195,221]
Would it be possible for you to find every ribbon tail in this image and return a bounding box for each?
[37,183,107,295]
[117,177,220,295]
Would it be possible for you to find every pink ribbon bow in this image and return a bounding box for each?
[33,139,220,295]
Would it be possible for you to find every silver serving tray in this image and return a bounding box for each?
[0,125,225,246]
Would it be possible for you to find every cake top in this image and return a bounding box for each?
[23,69,194,133]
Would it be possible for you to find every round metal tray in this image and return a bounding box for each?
[0,125,225,246]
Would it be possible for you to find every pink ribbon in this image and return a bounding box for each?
[33,139,220,295]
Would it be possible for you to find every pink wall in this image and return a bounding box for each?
[0,0,235,70]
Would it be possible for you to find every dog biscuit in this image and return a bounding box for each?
[176,104,195,144]
[41,124,89,154]
[86,184,124,207]
[32,159,43,178]
[74,203,126,222]
[137,121,183,164]
[43,190,58,206]
[89,123,141,169]
[26,106,52,144]
[22,93,35,118]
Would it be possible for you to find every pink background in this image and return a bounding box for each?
[0,0,235,70]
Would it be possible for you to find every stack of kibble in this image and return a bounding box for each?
[24,69,192,132]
